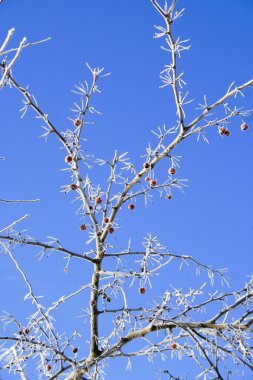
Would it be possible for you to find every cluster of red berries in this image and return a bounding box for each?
[108,226,114,234]
[219,127,231,136]
[103,218,114,234]
[219,123,249,136]
[102,293,111,302]
[143,162,157,187]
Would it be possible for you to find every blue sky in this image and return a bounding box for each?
[0,0,253,379]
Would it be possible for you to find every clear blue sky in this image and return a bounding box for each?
[0,1,253,379]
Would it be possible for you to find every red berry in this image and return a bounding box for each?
[166,194,172,200]
[106,297,111,302]
[145,177,150,182]
[224,130,231,136]
[90,300,96,306]
[70,184,78,190]
[128,204,135,210]
[80,224,86,231]
[168,167,176,175]
[108,226,114,234]
[143,162,150,169]
[95,197,102,204]
[46,364,51,371]
[65,155,72,164]
[170,343,177,350]
[150,180,157,187]
[139,287,146,295]
[104,217,109,223]
[72,347,78,354]
[219,127,226,135]
[24,328,29,335]
[241,123,248,131]
[73,118,81,127]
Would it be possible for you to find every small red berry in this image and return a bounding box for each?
[224,129,231,136]
[70,184,78,190]
[145,177,150,182]
[168,167,176,175]
[150,179,157,187]
[170,343,177,350]
[65,155,72,164]
[166,194,172,200]
[90,300,96,306]
[46,364,51,371]
[24,328,29,335]
[95,197,102,204]
[72,347,78,354]
[106,297,111,302]
[128,204,135,210]
[73,118,81,127]
[80,224,86,231]
[139,287,146,295]
[241,123,248,131]
[108,226,115,234]
[219,127,226,135]
[143,162,150,169]
[104,217,109,223]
